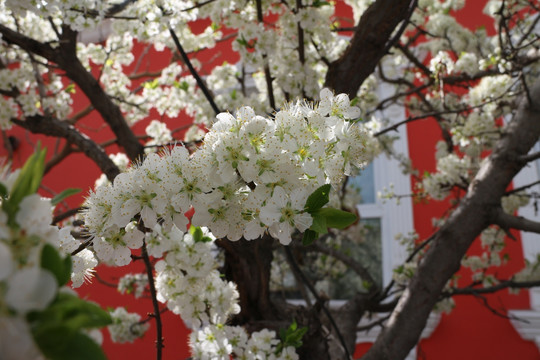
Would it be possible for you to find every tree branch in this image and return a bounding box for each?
[0,23,145,162]
[56,26,145,161]
[519,150,540,163]
[362,78,540,360]
[0,23,56,60]
[256,0,276,110]
[168,27,221,115]
[12,115,120,181]
[325,0,416,97]
[141,238,164,360]
[284,247,352,360]
[493,208,540,234]
[445,279,540,297]
[308,242,378,291]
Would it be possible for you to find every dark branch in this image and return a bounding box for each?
[445,279,540,297]
[493,208,540,234]
[12,116,120,181]
[308,242,378,291]
[168,27,221,115]
[519,151,540,163]
[325,0,416,97]
[284,247,352,360]
[141,238,164,360]
[363,78,540,360]
[256,0,276,110]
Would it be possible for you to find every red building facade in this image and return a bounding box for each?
[1,1,539,359]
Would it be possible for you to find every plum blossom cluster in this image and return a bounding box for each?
[84,89,374,259]
[154,226,240,328]
[0,0,353,133]
[152,226,299,359]
[152,225,299,359]
[118,273,148,299]
[108,307,150,343]
[190,325,299,360]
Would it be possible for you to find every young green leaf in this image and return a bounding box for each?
[2,145,47,225]
[304,184,331,213]
[309,212,328,234]
[190,226,204,242]
[317,208,357,229]
[41,244,71,287]
[302,229,318,246]
[51,188,81,206]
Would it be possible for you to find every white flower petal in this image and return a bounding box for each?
[6,267,57,314]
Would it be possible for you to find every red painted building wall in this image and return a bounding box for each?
[1,1,539,359]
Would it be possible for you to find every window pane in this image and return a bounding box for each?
[270,218,382,301]
[349,162,375,204]
[329,218,382,299]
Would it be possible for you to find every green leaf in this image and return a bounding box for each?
[302,229,318,246]
[34,326,108,360]
[190,226,204,242]
[304,184,331,213]
[46,293,112,330]
[317,208,357,229]
[313,0,330,7]
[278,320,308,351]
[143,78,159,89]
[309,212,328,234]
[52,188,81,206]
[2,144,46,225]
[0,182,7,199]
[33,325,72,359]
[289,319,297,331]
[64,84,76,94]
[41,244,71,287]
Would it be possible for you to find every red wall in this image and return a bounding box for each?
[2,1,539,359]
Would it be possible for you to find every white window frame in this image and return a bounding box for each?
[509,141,540,349]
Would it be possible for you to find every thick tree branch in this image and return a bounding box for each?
[363,78,540,360]
[56,26,144,161]
[12,116,120,181]
[0,23,144,162]
[494,208,540,234]
[0,23,56,60]
[324,0,415,97]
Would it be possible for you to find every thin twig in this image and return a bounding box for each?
[168,27,221,115]
[506,179,540,195]
[142,239,164,360]
[381,0,418,55]
[52,206,84,225]
[284,247,353,360]
[256,0,276,110]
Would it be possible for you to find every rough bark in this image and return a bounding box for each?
[12,116,120,181]
[362,80,540,360]
[325,0,414,97]
[219,236,352,360]
[219,236,279,324]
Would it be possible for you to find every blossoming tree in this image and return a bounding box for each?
[1,0,540,359]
